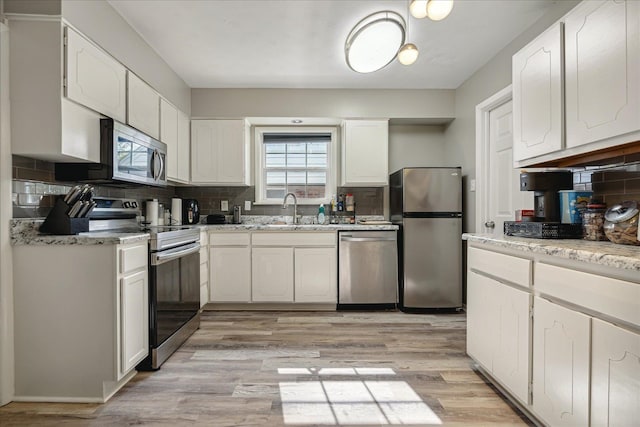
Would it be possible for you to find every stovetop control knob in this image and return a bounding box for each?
[123,201,131,208]
[131,201,138,208]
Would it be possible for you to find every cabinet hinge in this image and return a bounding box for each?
[62,76,67,88]
[63,34,68,46]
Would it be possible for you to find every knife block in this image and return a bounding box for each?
[39,197,89,235]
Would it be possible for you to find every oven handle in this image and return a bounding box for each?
[151,242,200,266]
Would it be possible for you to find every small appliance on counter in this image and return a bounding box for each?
[519,171,573,222]
[182,199,200,224]
[206,214,226,224]
[232,205,242,224]
[505,171,583,239]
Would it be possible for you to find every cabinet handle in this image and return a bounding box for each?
[484,221,495,228]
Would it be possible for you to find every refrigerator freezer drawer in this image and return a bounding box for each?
[401,217,462,309]
[338,231,398,305]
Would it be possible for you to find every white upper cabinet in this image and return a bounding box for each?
[512,23,564,162]
[341,120,389,186]
[9,19,101,162]
[565,0,640,148]
[191,119,249,185]
[176,110,191,183]
[127,71,160,139]
[512,0,640,166]
[64,27,127,123]
[160,98,179,180]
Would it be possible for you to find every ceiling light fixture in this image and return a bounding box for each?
[409,0,454,21]
[398,0,419,66]
[345,11,405,73]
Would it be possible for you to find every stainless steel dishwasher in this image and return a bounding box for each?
[338,230,398,309]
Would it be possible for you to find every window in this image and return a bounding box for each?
[255,127,337,204]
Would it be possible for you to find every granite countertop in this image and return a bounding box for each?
[463,233,640,271]
[10,216,397,246]
[11,219,149,246]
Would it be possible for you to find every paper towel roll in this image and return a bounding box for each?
[171,198,182,225]
[146,199,159,226]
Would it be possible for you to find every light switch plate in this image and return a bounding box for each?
[470,179,476,192]
[244,200,252,211]
[221,200,228,211]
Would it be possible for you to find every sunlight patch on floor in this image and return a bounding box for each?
[278,369,442,425]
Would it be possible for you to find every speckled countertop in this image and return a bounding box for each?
[11,219,149,245]
[463,233,640,271]
[11,216,397,246]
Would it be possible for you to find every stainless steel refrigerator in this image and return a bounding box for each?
[390,167,462,310]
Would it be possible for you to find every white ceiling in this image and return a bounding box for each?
[107,0,554,90]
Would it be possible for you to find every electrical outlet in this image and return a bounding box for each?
[470,179,476,192]
[221,200,228,211]
[244,200,252,211]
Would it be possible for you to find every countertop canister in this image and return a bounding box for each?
[171,198,182,225]
[145,199,159,226]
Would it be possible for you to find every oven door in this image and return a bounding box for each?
[149,243,200,347]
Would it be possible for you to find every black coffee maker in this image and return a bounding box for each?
[182,199,200,224]
[520,171,573,222]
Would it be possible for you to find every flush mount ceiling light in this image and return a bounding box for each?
[345,11,406,73]
[410,0,454,21]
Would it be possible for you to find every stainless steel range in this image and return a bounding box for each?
[90,197,200,370]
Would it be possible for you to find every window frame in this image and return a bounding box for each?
[254,126,338,205]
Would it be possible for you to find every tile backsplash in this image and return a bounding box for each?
[12,155,383,218]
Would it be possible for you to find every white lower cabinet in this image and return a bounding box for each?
[252,247,294,302]
[533,297,591,427]
[466,268,530,404]
[294,247,337,303]
[13,241,149,402]
[120,270,148,374]
[209,231,337,304]
[591,319,640,426]
[209,232,251,302]
[199,230,209,307]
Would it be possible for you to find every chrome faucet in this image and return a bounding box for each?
[282,192,299,224]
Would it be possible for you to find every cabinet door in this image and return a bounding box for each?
[512,23,563,162]
[591,318,640,426]
[251,247,294,302]
[493,284,531,404]
[176,110,191,183]
[65,27,126,123]
[565,0,640,148]
[341,120,389,186]
[294,247,337,303]
[209,247,251,302]
[533,297,590,427]
[127,72,160,139]
[160,99,179,180]
[191,119,246,184]
[120,270,149,375]
[466,271,499,371]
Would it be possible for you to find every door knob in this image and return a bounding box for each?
[484,221,495,228]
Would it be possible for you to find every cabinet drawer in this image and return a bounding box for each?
[468,246,531,288]
[209,232,250,246]
[536,262,640,328]
[119,244,148,274]
[252,232,336,247]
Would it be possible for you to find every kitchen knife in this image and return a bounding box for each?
[68,200,83,217]
[83,201,97,218]
[64,185,82,204]
[78,201,94,218]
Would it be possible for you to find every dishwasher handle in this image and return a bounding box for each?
[340,235,397,242]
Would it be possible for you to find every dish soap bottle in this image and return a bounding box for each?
[317,204,326,224]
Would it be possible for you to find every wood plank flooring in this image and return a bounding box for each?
[0,310,532,426]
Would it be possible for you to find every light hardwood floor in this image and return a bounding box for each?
[0,310,532,426]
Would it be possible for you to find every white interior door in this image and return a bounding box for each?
[476,87,532,235]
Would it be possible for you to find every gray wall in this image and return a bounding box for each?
[443,0,581,233]
[389,125,447,174]
[192,88,455,120]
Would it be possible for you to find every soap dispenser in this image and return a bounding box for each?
[318,204,326,225]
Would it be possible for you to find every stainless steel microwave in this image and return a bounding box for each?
[55,119,167,187]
